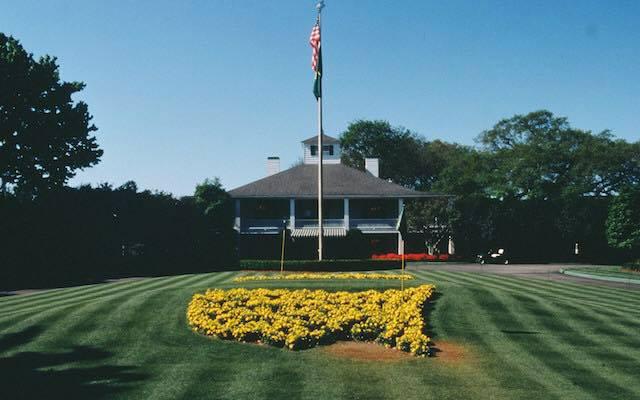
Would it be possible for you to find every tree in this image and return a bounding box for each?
[606,185,640,253]
[477,110,640,200]
[194,178,233,229]
[428,142,491,196]
[0,33,102,197]
[340,120,430,188]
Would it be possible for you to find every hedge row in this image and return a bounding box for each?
[239,259,401,271]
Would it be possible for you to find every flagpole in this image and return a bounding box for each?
[316,0,325,261]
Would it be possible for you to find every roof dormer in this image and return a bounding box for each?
[302,134,341,164]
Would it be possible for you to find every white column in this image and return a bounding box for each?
[234,199,241,232]
[398,233,404,255]
[289,199,296,229]
[448,236,455,255]
[343,198,349,230]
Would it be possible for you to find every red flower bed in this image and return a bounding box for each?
[371,253,450,261]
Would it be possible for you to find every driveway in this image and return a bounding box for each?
[407,262,640,291]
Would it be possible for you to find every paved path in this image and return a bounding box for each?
[407,262,640,291]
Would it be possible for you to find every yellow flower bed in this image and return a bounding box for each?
[234,272,414,282]
[187,284,435,355]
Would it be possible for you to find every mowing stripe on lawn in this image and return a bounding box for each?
[39,276,204,348]
[487,270,640,302]
[222,357,308,400]
[136,272,228,293]
[435,271,640,339]
[0,280,144,309]
[509,291,640,361]
[0,274,195,317]
[120,292,195,362]
[78,290,185,351]
[0,300,94,348]
[413,267,640,304]
[432,271,640,326]
[408,269,468,286]
[472,271,640,322]
[411,270,640,335]
[469,287,608,398]
[0,275,177,315]
[114,272,235,363]
[435,284,568,399]
[0,275,183,308]
[456,271,640,318]
[161,352,244,400]
[469,287,636,400]
[558,301,640,347]
[423,270,640,317]
[152,361,237,400]
[29,292,149,347]
[439,269,640,306]
[0,277,173,318]
[511,289,640,360]
[109,291,189,364]
[0,287,167,338]
[0,270,235,312]
[495,271,640,304]
[186,271,237,288]
[0,283,105,307]
[421,271,568,398]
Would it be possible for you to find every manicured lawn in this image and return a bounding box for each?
[1,269,640,399]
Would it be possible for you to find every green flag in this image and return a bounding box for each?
[313,47,322,99]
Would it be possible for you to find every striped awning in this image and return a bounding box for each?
[291,227,347,238]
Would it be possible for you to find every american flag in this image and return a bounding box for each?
[309,23,321,72]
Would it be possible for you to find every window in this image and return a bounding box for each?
[311,145,333,156]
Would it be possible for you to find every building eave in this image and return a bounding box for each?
[229,193,450,199]
[228,163,450,199]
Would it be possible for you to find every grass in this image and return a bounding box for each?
[1,270,640,399]
[565,266,640,281]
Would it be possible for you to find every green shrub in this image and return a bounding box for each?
[239,259,400,271]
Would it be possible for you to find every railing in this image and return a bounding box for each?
[241,219,288,234]
[295,219,345,228]
[349,219,398,232]
[239,217,399,233]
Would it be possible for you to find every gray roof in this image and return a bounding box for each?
[229,163,444,199]
[301,134,340,145]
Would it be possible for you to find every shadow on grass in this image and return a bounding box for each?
[0,326,147,399]
[500,329,541,335]
[422,291,441,342]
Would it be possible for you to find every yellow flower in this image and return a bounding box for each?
[186,284,435,356]
[234,272,415,283]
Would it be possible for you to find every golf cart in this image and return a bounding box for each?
[476,248,509,265]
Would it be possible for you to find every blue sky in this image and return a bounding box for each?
[2,0,639,196]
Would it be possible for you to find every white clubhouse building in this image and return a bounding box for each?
[229,134,441,258]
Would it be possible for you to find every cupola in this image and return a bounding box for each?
[301,134,341,164]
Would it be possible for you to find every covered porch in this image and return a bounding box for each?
[234,198,404,235]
